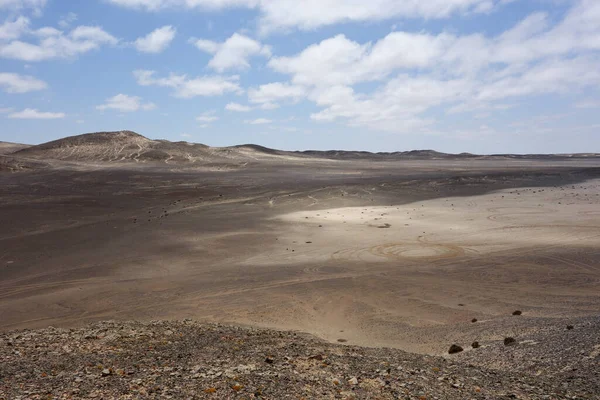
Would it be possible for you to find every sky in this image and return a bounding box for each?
[0,0,599,154]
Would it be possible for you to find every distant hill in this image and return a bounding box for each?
[0,141,30,155]
[294,149,477,160]
[10,130,600,165]
[14,131,286,165]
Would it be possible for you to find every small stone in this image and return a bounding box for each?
[566,325,574,330]
[471,318,478,323]
[472,341,480,349]
[348,377,358,385]
[448,344,463,354]
[231,384,243,392]
[512,310,522,316]
[337,338,348,343]
[265,356,274,364]
[101,368,112,377]
[504,337,517,346]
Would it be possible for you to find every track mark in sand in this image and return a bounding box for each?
[307,195,319,206]
[331,242,464,262]
[370,242,464,260]
[540,254,599,274]
[486,206,555,222]
[0,278,106,300]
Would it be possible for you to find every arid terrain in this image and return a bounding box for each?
[1,131,599,398]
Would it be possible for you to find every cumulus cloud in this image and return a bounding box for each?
[106,0,258,11]
[0,72,47,93]
[196,111,218,122]
[190,33,270,71]
[96,94,157,112]
[106,0,511,33]
[58,12,78,29]
[0,0,47,15]
[8,108,64,119]
[0,16,30,40]
[134,25,176,53]
[245,118,272,124]
[248,82,306,108]
[256,0,600,133]
[133,69,242,98]
[225,102,252,112]
[0,24,118,61]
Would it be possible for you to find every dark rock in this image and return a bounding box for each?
[448,344,463,354]
[471,318,478,323]
[567,325,574,330]
[472,341,480,349]
[265,356,274,364]
[504,337,517,346]
[512,310,522,316]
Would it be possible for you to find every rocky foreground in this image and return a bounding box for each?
[1,318,598,399]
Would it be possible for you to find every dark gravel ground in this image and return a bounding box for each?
[1,318,598,399]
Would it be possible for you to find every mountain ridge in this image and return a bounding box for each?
[10,130,600,163]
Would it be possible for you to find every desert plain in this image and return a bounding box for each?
[1,131,599,357]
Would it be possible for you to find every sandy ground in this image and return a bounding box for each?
[0,159,599,355]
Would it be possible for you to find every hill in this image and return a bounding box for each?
[0,141,30,155]
[14,130,286,165]
[10,130,600,166]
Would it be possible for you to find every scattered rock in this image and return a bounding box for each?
[512,310,522,316]
[348,377,359,385]
[472,342,480,349]
[471,318,478,323]
[337,338,348,343]
[504,337,517,346]
[101,368,112,377]
[265,356,274,364]
[448,344,463,354]
[567,325,574,330]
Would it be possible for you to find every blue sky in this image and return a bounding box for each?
[0,0,598,154]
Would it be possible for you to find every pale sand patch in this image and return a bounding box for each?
[228,181,600,352]
[251,181,600,266]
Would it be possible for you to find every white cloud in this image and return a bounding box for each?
[0,72,47,93]
[245,118,271,124]
[181,133,192,137]
[133,69,242,98]
[0,25,118,62]
[269,33,451,88]
[106,0,511,33]
[190,33,270,71]
[58,12,77,29]
[8,108,64,119]
[248,82,306,107]
[134,25,176,53]
[0,16,30,40]
[106,0,258,11]
[575,99,600,109]
[225,102,252,112]
[260,0,600,133]
[196,111,218,122]
[96,94,157,112]
[0,0,47,15]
